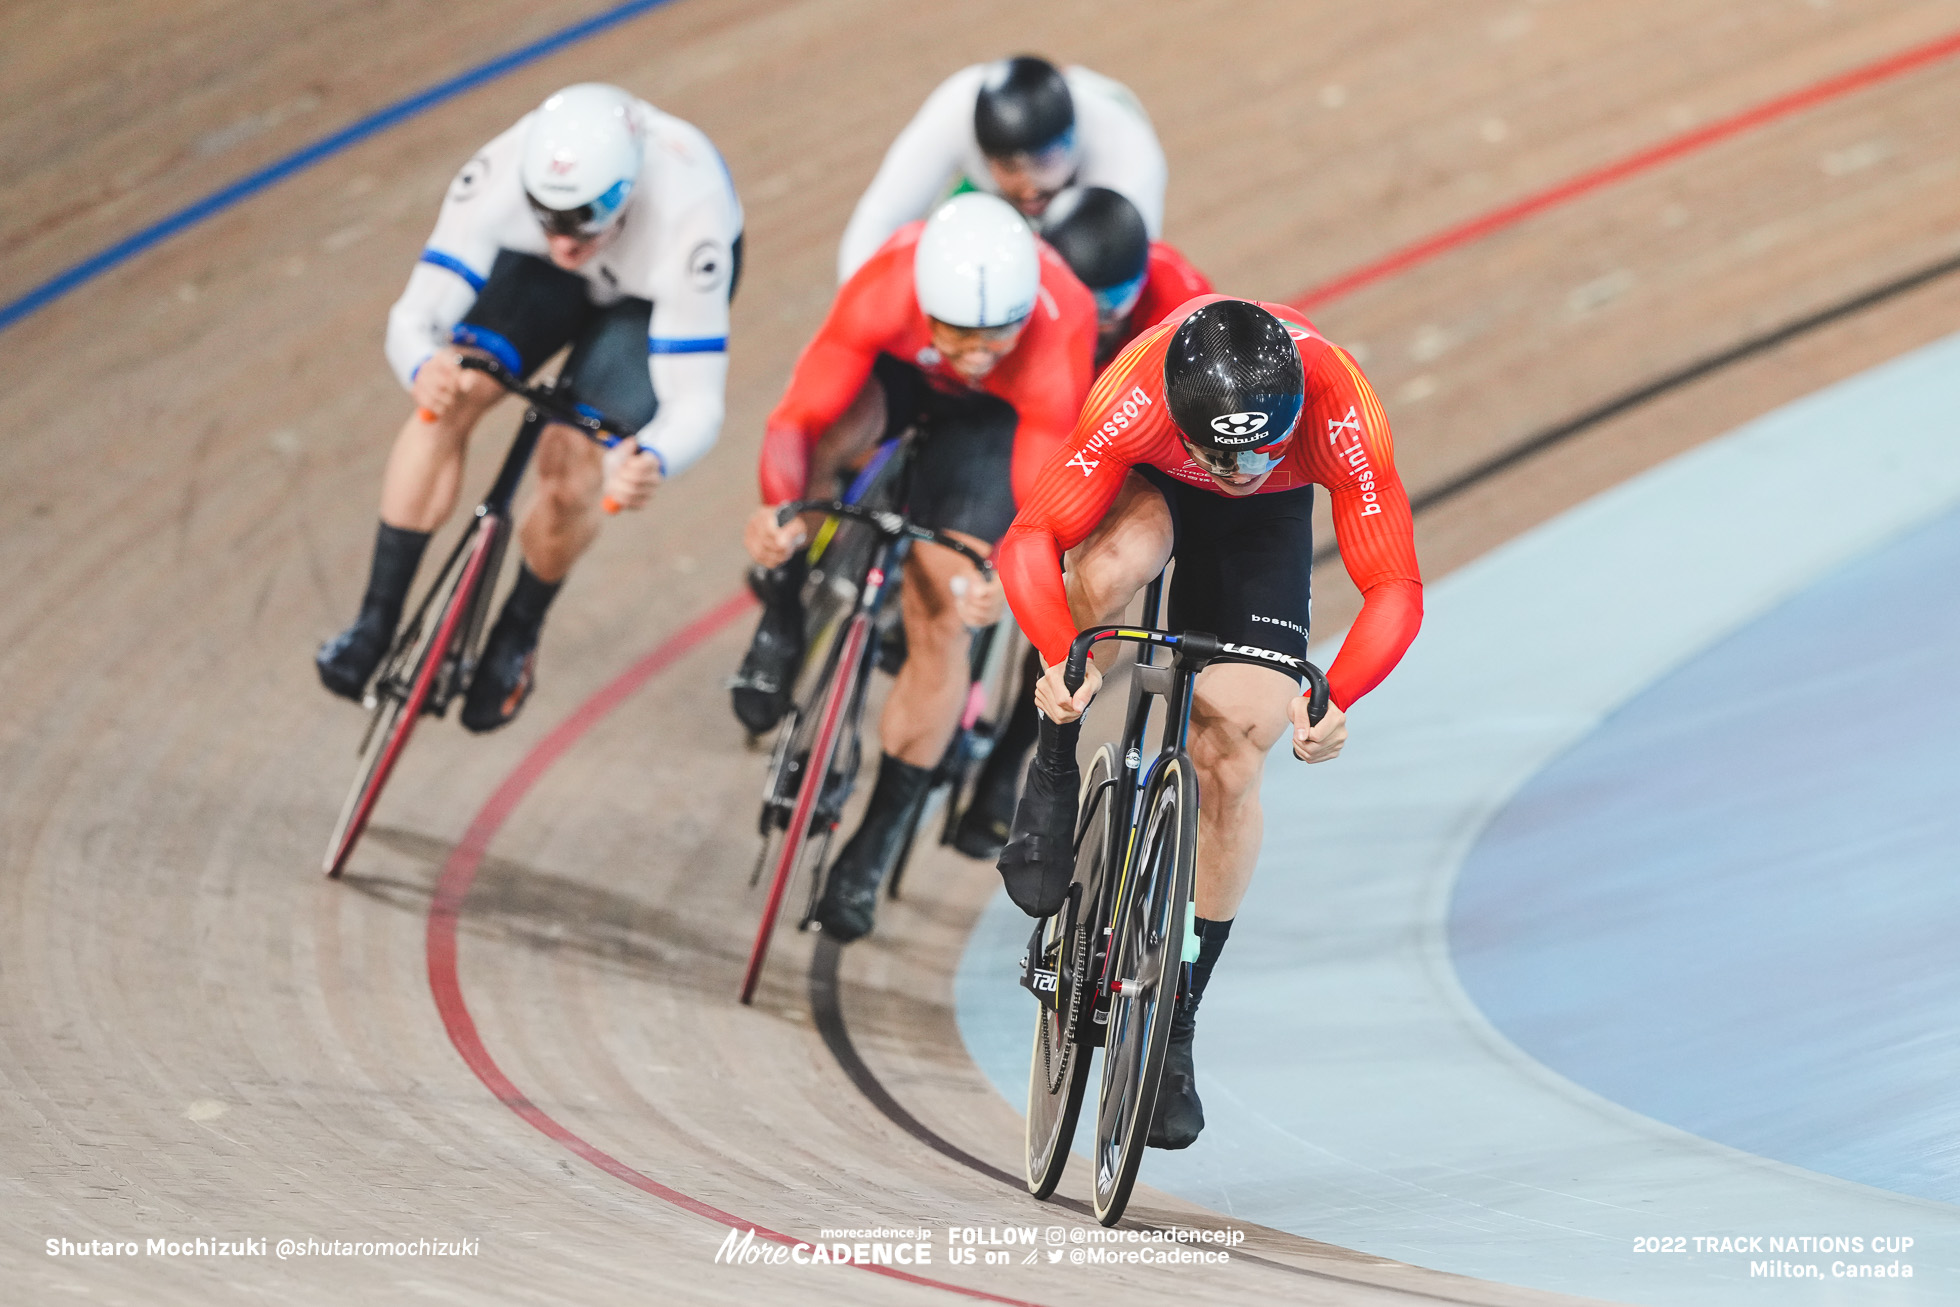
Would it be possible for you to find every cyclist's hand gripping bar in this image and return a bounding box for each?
[452,356,638,514]
[1057,623,1331,727]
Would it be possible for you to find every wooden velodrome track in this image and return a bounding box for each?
[5,1,1960,1302]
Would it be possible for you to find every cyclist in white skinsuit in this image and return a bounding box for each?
[318,83,744,732]
[836,55,1165,281]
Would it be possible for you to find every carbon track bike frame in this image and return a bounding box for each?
[738,480,995,1005]
[1020,579,1329,1223]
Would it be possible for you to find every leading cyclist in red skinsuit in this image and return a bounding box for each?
[995,295,1422,1149]
[736,192,1096,943]
[951,184,1215,858]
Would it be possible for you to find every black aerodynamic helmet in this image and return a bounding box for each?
[1163,300,1306,477]
[974,56,1075,158]
[1041,186,1149,301]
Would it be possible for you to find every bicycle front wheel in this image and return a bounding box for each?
[1025,743,1118,1200]
[1090,753,1197,1225]
[322,516,500,877]
[740,610,872,1005]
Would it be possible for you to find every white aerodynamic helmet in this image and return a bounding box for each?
[520,83,644,236]
[913,193,1040,328]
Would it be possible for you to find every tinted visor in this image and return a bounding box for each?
[527,194,609,238]
[526,175,631,239]
[1183,434,1292,479]
[1092,271,1146,323]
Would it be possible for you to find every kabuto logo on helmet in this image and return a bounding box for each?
[1209,411,1269,441]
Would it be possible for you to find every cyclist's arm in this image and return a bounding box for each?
[998,398,1146,668]
[634,201,738,478]
[757,269,894,503]
[385,132,524,389]
[1008,268,1101,506]
[836,68,978,281]
[1303,348,1423,709]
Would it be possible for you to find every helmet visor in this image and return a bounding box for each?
[1092,271,1147,324]
[526,177,631,238]
[1182,434,1291,480]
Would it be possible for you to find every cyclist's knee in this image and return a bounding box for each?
[1189,718,1265,803]
[900,569,969,645]
[1067,536,1154,620]
[533,425,604,507]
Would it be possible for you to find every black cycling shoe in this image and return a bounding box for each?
[731,565,805,736]
[460,616,539,733]
[996,723,1079,917]
[315,605,395,702]
[951,762,1020,861]
[1147,1016,1204,1149]
[813,755,932,942]
[812,841,884,943]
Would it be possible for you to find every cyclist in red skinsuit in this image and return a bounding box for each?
[1000,297,1420,701]
[995,294,1420,1151]
[737,195,1096,945]
[756,222,1094,512]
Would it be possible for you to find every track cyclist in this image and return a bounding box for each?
[733,193,1096,942]
[950,184,1212,858]
[995,297,1423,1148]
[837,55,1166,281]
[315,83,743,731]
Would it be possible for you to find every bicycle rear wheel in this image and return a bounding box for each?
[740,610,872,1005]
[322,516,500,877]
[1090,754,1197,1225]
[1025,743,1118,1199]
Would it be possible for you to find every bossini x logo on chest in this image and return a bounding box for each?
[1088,386,1155,449]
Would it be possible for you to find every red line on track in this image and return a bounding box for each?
[414,26,1960,1302]
[423,589,1048,1306]
[1290,27,1960,311]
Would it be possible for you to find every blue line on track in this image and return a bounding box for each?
[0,0,679,335]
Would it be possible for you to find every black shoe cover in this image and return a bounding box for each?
[460,617,539,733]
[814,756,932,942]
[951,764,1020,861]
[1147,1019,1204,1149]
[315,606,394,702]
[812,841,884,943]
[996,753,1078,917]
[731,567,804,735]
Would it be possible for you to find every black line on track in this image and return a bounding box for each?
[807,938,1489,1304]
[1312,243,1960,564]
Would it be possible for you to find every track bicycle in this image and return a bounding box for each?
[322,355,631,877]
[1018,580,1329,1224]
[737,466,995,1005]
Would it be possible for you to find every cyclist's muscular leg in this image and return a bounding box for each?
[999,474,1172,915]
[517,421,606,582]
[378,352,505,531]
[458,422,600,733]
[811,531,991,941]
[1062,472,1174,644]
[1185,662,1296,917]
[880,531,993,766]
[316,357,504,702]
[1145,663,1292,1151]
